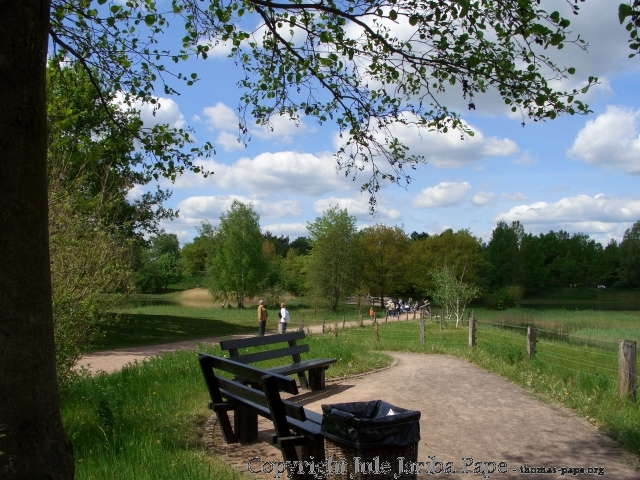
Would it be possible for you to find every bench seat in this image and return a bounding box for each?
[199,352,326,474]
[220,331,336,390]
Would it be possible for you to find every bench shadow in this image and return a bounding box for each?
[291,383,356,406]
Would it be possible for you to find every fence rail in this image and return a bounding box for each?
[308,311,639,403]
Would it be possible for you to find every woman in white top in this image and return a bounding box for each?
[279,302,290,334]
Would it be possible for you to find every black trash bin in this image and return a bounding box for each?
[321,400,420,480]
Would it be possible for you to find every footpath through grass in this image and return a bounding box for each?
[63,334,391,480]
[331,316,640,457]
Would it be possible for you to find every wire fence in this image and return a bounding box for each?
[310,311,639,401]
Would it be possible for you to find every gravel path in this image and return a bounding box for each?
[78,330,640,478]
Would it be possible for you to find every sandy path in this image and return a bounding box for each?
[207,353,640,479]
[78,324,640,478]
[76,319,376,373]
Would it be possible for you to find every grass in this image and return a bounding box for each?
[62,351,245,480]
[95,289,387,351]
[75,286,640,476]
[92,313,257,351]
[63,333,393,479]
[320,317,640,457]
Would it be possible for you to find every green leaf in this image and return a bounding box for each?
[145,14,155,26]
[619,3,632,24]
[567,67,576,75]
[389,9,398,21]
[409,15,419,26]
[535,95,547,106]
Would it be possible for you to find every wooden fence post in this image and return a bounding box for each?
[439,311,443,330]
[374,323,380,343]
[527,327,536,359]
[385,310,388,323]
[469,315,476,347]
[618,340,637,402]
[413,309,416,320]
[299,319,304,332]
[322,318,325,334]
[406,310,409,322]
[342,315,346,329]
[373,312,377,324]
[420,316,425,345]
[360,314,363,328]
[333,323,338,338]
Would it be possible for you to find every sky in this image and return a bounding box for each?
[128,0,640,247]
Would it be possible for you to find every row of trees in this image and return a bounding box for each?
[166,202,640,316]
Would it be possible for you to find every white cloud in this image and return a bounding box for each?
[335,115,519,169]
[176,195,302,225]
[514,151,538,166]
[472,192,497,206]
[216,131,245,152]
[177,195,252,224]
[169,151,350,196]
[262,223,308,238]
[135,96,185,129]
[411,182,471,208]
[567,105,640,175]
[202,103,239,131]
[502,192,530,202]
[494,194,640,236]
[313,195,401,222]
[251,114,313,143]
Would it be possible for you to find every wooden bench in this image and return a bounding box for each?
[198,353,324,477]
[219,331,336,391]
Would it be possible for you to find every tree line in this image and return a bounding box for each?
[138,202,640,313]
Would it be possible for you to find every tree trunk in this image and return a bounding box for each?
[0,2,75,478]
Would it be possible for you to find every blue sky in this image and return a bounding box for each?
[129,0,640,246]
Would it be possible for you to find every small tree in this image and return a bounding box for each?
[306,207,359,312]
[428,265,480,328]
[208,201,267,307]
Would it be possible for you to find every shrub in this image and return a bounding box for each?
[486,285,523,310]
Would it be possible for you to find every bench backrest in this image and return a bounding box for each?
[198,353,308,422]
[219,331,309,364]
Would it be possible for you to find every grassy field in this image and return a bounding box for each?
[94,288,386,351]
[70,285,640,478]
[63,334,392,480]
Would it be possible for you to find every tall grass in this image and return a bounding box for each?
[320,317,640,456]
[63,335,393,478]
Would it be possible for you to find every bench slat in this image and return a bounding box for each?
[217,389,322,440]
[199,353,298,395]
[217,378,308,422]
[270,358,337,376]
[229,344,309,365]
[220,331,306,350]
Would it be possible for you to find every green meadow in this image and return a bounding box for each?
[65,287,640,478]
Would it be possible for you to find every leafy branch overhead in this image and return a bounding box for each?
[50,0,597,203]
[619,1,640,57]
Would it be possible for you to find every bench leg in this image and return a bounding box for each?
[234,406,258,444]
[297,372,310,390]
[308,368,325,391]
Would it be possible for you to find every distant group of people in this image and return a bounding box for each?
[385,298,431,317]
[256,300,290,336]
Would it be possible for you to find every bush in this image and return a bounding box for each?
[485,285,523,310]
[49,188,132,385]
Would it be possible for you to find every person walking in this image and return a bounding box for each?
[279,302,290,334]
[257,300,268,336]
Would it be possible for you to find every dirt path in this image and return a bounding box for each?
[77,319,375,373]
[207,353,640,479]
[78,326,640,478]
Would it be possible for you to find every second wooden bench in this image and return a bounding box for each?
[219,331,336,391]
